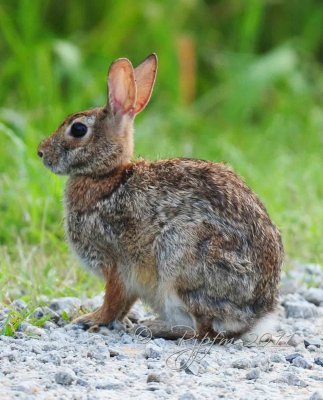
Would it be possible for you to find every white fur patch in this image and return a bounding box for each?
[162,292,194,328]
[241,312,279,344]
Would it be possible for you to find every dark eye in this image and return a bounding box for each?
[70,122,88,138]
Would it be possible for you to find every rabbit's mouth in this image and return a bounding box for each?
[41,157,66,175]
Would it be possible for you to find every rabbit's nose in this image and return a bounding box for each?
[38,150,44,158]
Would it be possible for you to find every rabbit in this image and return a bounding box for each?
[38,53,283,341]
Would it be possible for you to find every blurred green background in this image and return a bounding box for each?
[1,0,323,304]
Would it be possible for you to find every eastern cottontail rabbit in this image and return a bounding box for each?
[38,54,283,340]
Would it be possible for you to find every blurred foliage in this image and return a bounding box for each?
[0,0,323,302]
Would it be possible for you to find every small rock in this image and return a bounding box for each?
[10,299,27,311]
[310,392,323,400]
[246,368,260,380]
[76,378,89,387]
[283,300,319,319]
[232,358,251,369]
[276,372,308,387]
[309,392,323,400]
[178,392,197,400]
[309,375,323,382]
[307,345,318,352]
[12,381,40,394]
[304,338,321,348]
[54,370,76,386]
[50,297,81,317]
[251,356,269,369]
[292,356,311,369]
[24,325,45,337]
[96,378,125,390]
[108,348,119,357]
[270,353,286,363]
[314,357,323,367]
[81,294,103,312]
[145,343,162,359]
[43,321,57,330]
[106,320,126,332]
[13,332,25,339]
[38,353,61,366]
[146,383,161,391]
[303,288,323,306]
[180,359,199,375]
[287,333,303,347]
[33,306,59,322]
[153,338,166,348]
[147,373,161,383]
[87,346,110,361]
[286,352,304,363]
[120,333,133,344]
[233,339,244,350]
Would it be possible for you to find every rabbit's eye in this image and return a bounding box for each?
[70,122,88,138]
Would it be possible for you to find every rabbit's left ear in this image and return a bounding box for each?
[133,54,157,114]
[108,58,137,116]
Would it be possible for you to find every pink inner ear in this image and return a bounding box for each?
[134,54,157,114]
[108,59,137,115]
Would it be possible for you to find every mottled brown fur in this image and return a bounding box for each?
[38,54,283,339]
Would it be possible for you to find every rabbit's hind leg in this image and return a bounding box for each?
[135,319,196,340]
[73,267,137,328]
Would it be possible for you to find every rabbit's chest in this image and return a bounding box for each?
[65,210,122,271]
[65,207,149,272]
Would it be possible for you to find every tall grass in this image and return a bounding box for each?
[0,0,323,303]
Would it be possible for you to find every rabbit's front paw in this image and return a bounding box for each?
[72,309,111,329]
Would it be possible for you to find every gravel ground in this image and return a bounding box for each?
[1,263,323,400]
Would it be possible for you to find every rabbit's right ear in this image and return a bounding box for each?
[108,58,137,116]
[133,54,157,114]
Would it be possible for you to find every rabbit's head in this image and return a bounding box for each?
[38,54,157,176]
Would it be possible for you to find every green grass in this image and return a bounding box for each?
[1,1,323,307]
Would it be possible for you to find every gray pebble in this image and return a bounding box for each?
[38,353,61,366]
[232,358,251,369]
[292,356,311,369]
[145,343,162,359]
[246,368,260,380]
[54,370,76,385]
[96,378,125,390]
[178,392,197,400]
[50,297,81,317]
[108,348,119,357]
[307,345,319,352]
[10,299,27,311]
[287,333,303,347]
[314,357,323,367]
[12,381,40,394]
[310,392,323,400]
[309,375,323,382]
[43,321,57,330]
[153,338,166,348]
[146,383,161,391]
[270,353,286,363]
[304,338,321,348]
[147,373,161,383]
[277,372,308,387]
[120,333,133,344]
[180,359,199,375]
[286,352,304,363]
[303,288,323,306]
[283,300,319,319]
[76,378,89,387]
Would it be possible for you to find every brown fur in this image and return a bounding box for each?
[38,54,283,339]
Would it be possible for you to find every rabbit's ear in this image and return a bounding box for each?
[133,54,157,114]
[108,58,137,116]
